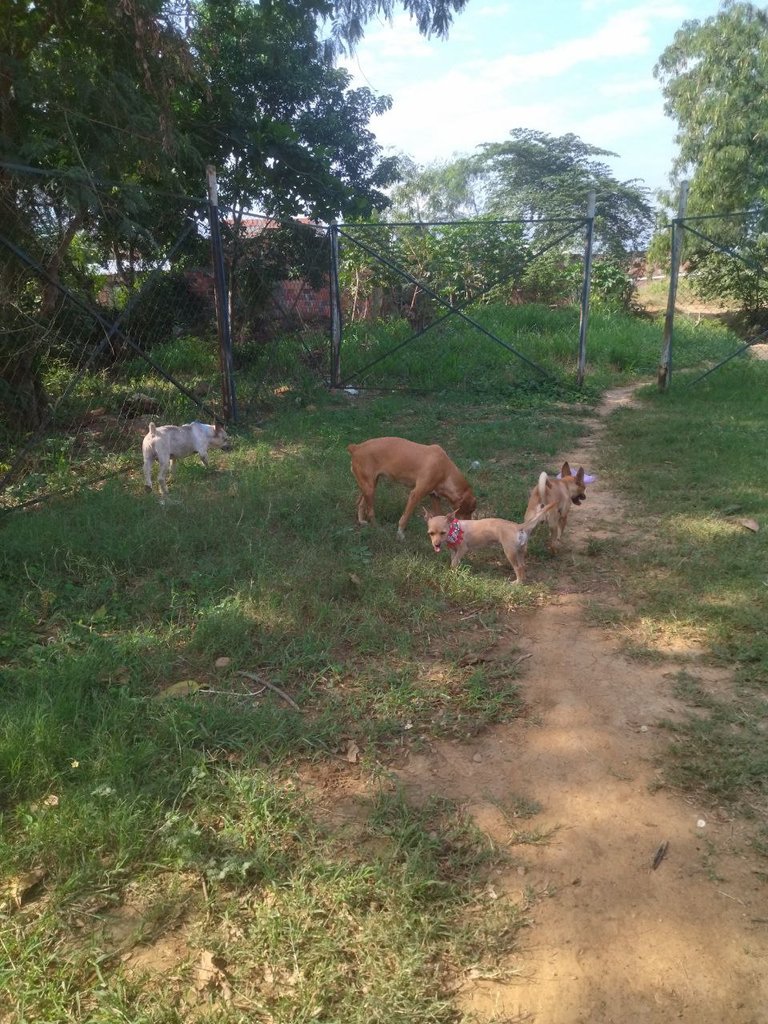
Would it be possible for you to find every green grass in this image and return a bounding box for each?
[1,376,587,1022]
[599,358,768,815]
[1,304,765,1019]
[339,300,735,392]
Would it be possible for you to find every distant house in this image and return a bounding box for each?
[225,214,330,324]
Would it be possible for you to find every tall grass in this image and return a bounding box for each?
[339,301,735,392]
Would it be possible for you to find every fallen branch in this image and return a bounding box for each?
[237,671,301,712]
[197,687,266,699]
[510,653,534,669]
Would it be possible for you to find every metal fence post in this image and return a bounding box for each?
[206,165,237,422]
[329,223,342,387]
[577,190,596,387]
[658,180,689,392]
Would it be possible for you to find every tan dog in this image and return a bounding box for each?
[423,502,557,583]
[525,461,590,553]
[348,436,477,539]
[142,420,231,498]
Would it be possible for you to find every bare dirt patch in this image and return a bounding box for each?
[392,386,768,1023]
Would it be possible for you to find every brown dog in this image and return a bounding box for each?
[423,502,556,583]
[525,461,590,553]
[348,436,477,539]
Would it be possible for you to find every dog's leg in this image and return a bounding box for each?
[398,486,428,540]
[449,548,464,569]
[552,512,568,551]
[356,489,374,525]
[547,509,561,553]
[157,459,170,499]
[198,449,209,468]
[429,493,442,515]
[502,537,525,583]
[143,453,154,493]
[351,462,375,525]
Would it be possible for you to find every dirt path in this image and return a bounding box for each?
[395,387,768,1024]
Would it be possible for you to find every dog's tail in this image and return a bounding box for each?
[148,422,157,437]
[523,499,557,536]
[536,470,549,508]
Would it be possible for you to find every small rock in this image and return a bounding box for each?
[697,818,706,829]
[214,657,231,670]
[472,753,483,763]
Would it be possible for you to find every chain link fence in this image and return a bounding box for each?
[0,167,332,511]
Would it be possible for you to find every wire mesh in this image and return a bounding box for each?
[0,167,222,511]
[220,207,332,402]
[333,217,587,392]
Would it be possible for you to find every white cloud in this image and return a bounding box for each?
[344,0,717,190]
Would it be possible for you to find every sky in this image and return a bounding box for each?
[341,0,724,197]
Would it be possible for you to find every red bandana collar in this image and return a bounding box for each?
[445,518,464,548]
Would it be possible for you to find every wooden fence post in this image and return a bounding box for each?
[206,165,237,422]
[577,190,596,387]
[658,180,689,391]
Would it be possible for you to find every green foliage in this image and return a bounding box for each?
[474,129,653,256]
[340,219,529,326]
[590,259,635,312]
[120,272,216,352]
[654,4,768,313]
[388,155,483,221]
[655,2,768,213]
[687,241,768,316]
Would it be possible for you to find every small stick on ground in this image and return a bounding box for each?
[651,839,669,870]
[237,671,301,712]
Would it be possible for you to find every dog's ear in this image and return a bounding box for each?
[421,506,432,522]
[560,461,572,478]
[575,466,585,484]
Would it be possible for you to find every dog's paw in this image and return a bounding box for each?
[396,528,406,541]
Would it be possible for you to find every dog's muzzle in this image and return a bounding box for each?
[433,543,442,553]
[572,495,585,505]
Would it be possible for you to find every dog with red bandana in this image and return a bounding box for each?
[422,502,556,584]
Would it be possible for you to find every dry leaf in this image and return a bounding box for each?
[1,868,46,910]
[42,794,59,808]
[214,656,231,670]
[736,518,759,533]
[192,949,231,1002]
[155,679,202,700]
[346,740,360,764]
[349,573,362,587]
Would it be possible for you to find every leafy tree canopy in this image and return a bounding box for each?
[1,0,469,226]
[655,0,768,215]
[473,129,652,256]
[387,130,653,257]
[387,155,482,221]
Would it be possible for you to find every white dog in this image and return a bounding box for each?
[142,420,231,498]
